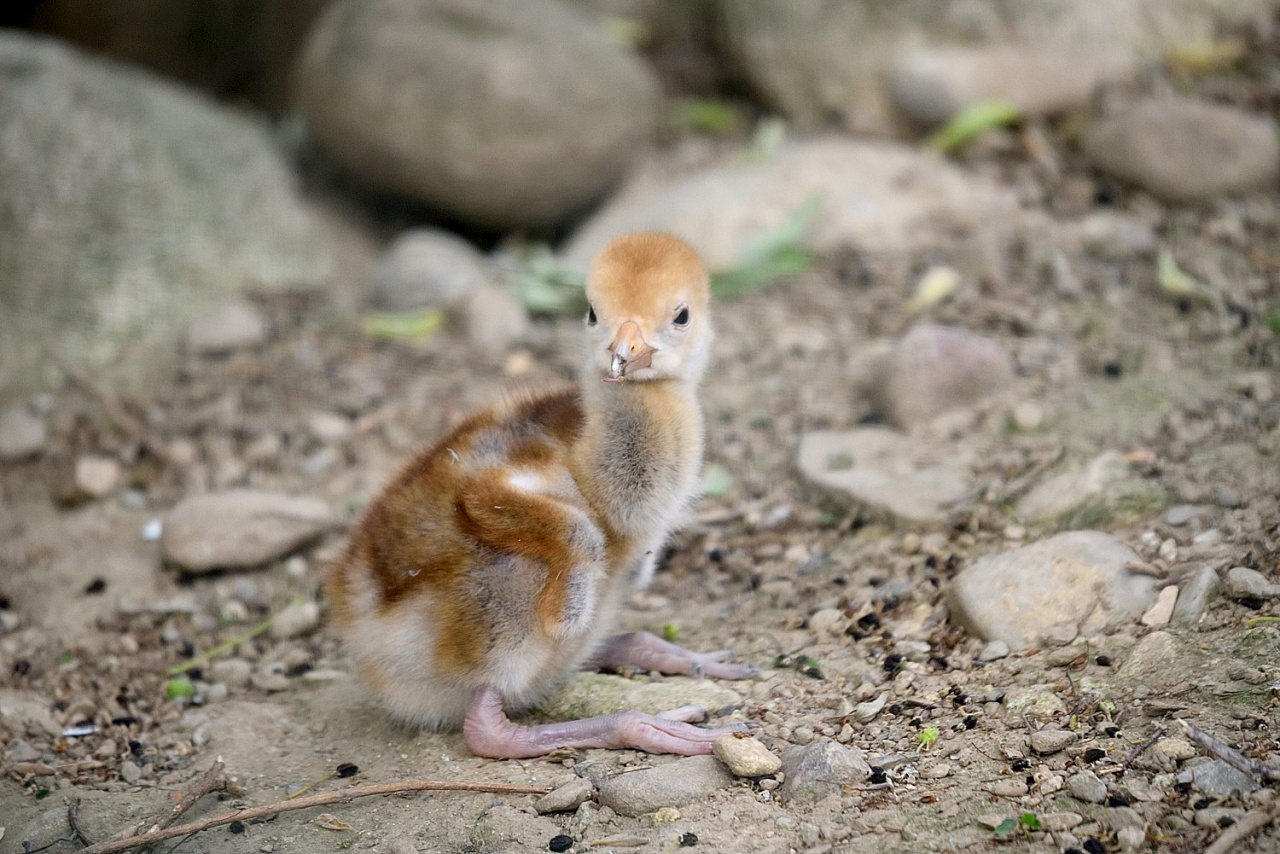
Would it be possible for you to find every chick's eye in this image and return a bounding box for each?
[673,306,690,327]
[587,305,597,325]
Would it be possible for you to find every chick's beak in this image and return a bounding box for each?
[607,320,656,380]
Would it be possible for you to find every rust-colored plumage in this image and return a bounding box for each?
[327,233,753,758]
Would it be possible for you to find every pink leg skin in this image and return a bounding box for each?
[590,631,758,680]
[462,686,747,759]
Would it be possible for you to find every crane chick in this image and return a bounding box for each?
[326,233,753,758]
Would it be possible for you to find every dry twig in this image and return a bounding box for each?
[1205,798,1280,854]
[79,776,551,854]
[1122,726,1165,769]
[1180,719,1280,782]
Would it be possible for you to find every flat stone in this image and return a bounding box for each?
[796,427,973,526]
[161,490,336,573]
[779,737,871,803]
[1117,631,1185,690]
[1067,770,1108,804]
[534,777,594,814]
[948,531,1157,651]
[1082,96,1280,201]
[713,733,782,777]
[879,323,1015,429]
[977,639,1010,662]
[988,777,1029,797]
[1224,566,1277,600]
[1030,729,1076,755]
[250,669,290,693]
[0,405,46,461]
[1181,759,1262,797]
[1017,450,1139,522]
[1140,585,1178,628]
[209,658,252,688]
[597,755,733,817]
[1172,566,1220,626]
[186,300,267,355]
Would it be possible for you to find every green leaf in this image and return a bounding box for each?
[993,818,1018,838]
[166,677,195,700]
[700,463,734,497]
[672,98,743,136]
[360,309,444,342]
[511,246,587,316]
[710,195,822,298]
[926,100,1020,153]
[1264,311,1280,333]
[661,622,680,642]
[35,787,51,800]
[1156,248,1216,307]
[917,726,940,748]
[1019,812,1042,830]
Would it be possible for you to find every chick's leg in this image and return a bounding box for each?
[463,686,743,759]
[591,631,757,679]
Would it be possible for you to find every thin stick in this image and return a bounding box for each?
[1180,720,1280,782]
[166,596,304,676]
[51,349,174,465]
[1122,726,1164,769]
[1205,799,1280,854]
[68,798,93,847]
[154,759,227,831]
[78,778,552,854]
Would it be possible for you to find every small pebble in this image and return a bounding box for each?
[187,300,267,354]
[75,455,123,499]
[989,777,1029,797]
[713,733,782,777]
[535,777,593,814]
[1030,729,1076,755]
[120,761,143,784]
[1212,486,1243,509]
[1162,505,1202,527]
[1068,770,1108,804]
[977,639,1010,661]
[1011,401,1044,431]
[270,601,322,639]
[0,405,47,461]
[1157,538,1178,562]
[250,670,290,693]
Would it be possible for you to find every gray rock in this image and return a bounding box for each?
[1017,450,1136,522]
[370,229,493,312]
[7,738,42,763]
[186,301,267,355]
[562,138,1020,273]
[296,0,659,228]
[718,0,1273,136]
[533,777,594,814]
[1163,505,1204,527]
[713,733,782,777]
[161,490,336,573]
[779,737,871,803]
[0,405,47,461]
[1057,211,1157,261]
[0,33,330,399]
[462,283,531,352]
[597,754,733,816]
[269,600,321,639]
[977,639,1010,662]
[948,531,1157,651]
[1172,565,1220,626]
[537,672,742,721]
[796,427,973,526]
[887,46,1131,124]
[250,669,290,693]
[209,658,253,689]
[1067,769,1108,804]
[1117,631,1185,690]
[1224,566,1278,600]
[1212,485,1244,509]
[1181,759,1262,798]
[1030,729,1076,755]
[1081,97,1280,201]
[879,324,1015,429]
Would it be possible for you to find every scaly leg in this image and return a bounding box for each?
[590,631,758,680]
[462,686,746,758]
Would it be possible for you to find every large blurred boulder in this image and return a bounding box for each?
[562,138,1020,272]
[717,0,1280,134]
[33,0,329,111]
[1081,96,1280,201]
[0,33,331,399]
[295,0,661,229]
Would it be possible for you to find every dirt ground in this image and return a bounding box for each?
[4,41,1280,854]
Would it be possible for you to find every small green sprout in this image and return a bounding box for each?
[993,812,1042,841]
[165,676,195,700]
[926,100,1020,153]
[917,726,940,750]
[661,622,680,642]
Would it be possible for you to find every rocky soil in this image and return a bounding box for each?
[2,3,1280,854]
